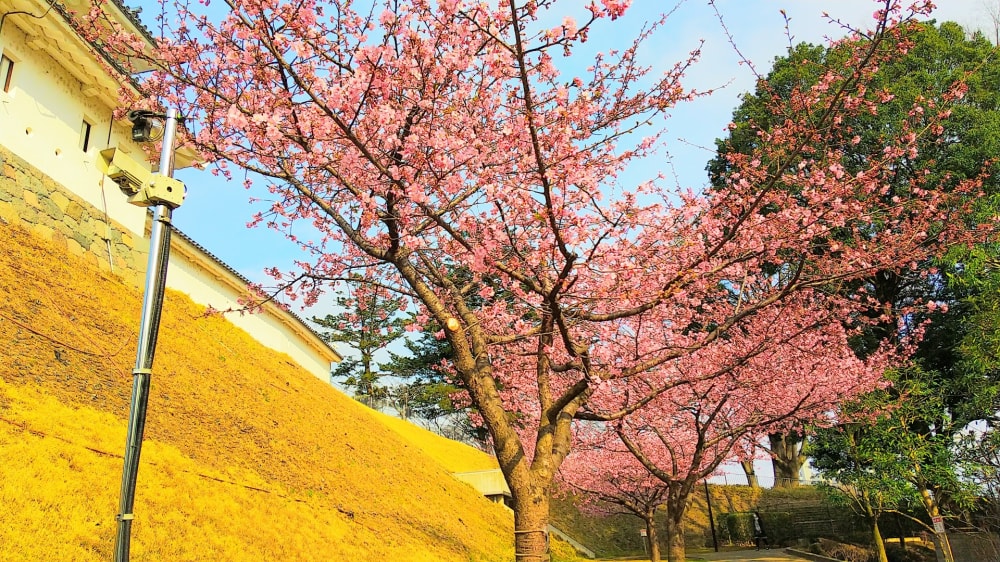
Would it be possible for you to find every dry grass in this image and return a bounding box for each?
[0,223,512,561]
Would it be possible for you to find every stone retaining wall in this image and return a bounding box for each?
[0,145,145,286]
[951,531,1000,562]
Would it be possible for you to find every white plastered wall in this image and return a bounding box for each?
[0,10,339,383]
[0,19,148,236]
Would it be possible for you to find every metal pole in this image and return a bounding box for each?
[705,480,719,552]
[114,108,180,562]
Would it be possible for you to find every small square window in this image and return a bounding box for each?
[80,119,93,152]
[0,54,13,93]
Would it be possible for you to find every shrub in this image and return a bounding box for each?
[722,512,754,545]
[549,536,589,562]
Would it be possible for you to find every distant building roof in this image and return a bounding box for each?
[453,469,511,499]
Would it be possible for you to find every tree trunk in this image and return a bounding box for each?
[512,488,551,562]
[645,512,661,562]
[931,530,954,562]
[664,513,686,562]
[769,432,804,487]
[919,489,954,562]
[740,460,760,489]
[872,518,889,562]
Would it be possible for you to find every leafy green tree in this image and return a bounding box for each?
[956,425,1000,534]
[811,367,984,562]
[806,281,1000,562]
[313,284,408,409]
[810,390,934,562]
[708,22,1000,502]
[951,239,1000,384]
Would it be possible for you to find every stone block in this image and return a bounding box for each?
[70,230,93,251]
[0,177,19,202]
[51,191,70,212]
[89,239,107,259]
[63,214,79,234]
[0,202,22,225]
[66,200,85,221]
[118,229,134,248]
[67,236,86,258]
[78,216,97,239]
[39,195,63,221]
[25,174,43,196]
[22,189,39,208]
[14,198,38,223]
[30,222,54,242]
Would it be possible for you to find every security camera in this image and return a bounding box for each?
[141,174,186,208]
[97,147,150,195]
[127,110,156,143]
[126,110,151,122]
[97,148,186,208]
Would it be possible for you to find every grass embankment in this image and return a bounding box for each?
[373,410,499,473]
[0,223,512,561]
[373,412,593,562]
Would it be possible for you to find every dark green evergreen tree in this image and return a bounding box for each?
[380,324,488,443]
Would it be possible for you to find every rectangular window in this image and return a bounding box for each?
[80,119,93,152]
[0,54,13,93]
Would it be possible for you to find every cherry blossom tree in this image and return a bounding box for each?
[573,296,894,562]
[86,1,986,559]
[558,429,671,562]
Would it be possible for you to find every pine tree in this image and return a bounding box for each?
[313,284,408,409]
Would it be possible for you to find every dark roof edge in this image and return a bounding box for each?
[49,1,146,89]
[109,1,157,45]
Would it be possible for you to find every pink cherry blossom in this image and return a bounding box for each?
[80,1,991,560]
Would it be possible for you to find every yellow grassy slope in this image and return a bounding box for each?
[0,222,512,561]
[373,410,498,473]
[372,414,590,562]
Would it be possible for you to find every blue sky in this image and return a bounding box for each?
[153,0,991,313]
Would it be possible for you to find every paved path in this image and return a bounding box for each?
[689,548,818,561]
[594,547,822,562]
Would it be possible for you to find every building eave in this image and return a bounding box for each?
[2,0,146,106]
